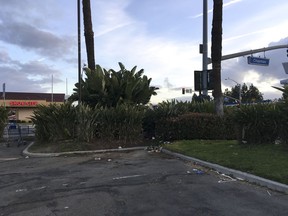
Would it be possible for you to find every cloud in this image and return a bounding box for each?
[0,50,11,63]
[0,22,74,60]
[222,37,288,99]
[0,51,62,93]
[95,22,134,37]
[191,0,243,19]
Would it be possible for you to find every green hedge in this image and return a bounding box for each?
[233,102,288,144]
[97,104,145,144]
[31,103,145,146]
[142,100,216,139]
[155,112,236,141]
[30,103,78,142]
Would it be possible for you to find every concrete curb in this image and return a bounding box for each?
[162,148,288,194]
[22,142,147,158]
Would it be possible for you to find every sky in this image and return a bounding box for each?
[0,0,288,103]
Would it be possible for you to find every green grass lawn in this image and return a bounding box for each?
[164,140,288,185]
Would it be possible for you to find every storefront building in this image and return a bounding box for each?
[0,92,65,122]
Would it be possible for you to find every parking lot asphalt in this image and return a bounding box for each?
[1,145,288,216]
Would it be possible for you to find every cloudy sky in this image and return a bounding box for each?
[0,0,288,103]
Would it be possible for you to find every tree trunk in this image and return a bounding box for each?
[211,0,224,116]
[82,0,95,71]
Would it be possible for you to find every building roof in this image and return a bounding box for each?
[0,92,65,102]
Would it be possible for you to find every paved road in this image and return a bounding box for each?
[0,145,288,216]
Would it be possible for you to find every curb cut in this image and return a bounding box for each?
[22,142,147,158]
[162,148,288,194]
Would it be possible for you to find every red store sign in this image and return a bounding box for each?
[9,101,38,107]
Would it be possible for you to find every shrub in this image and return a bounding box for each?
[97,104,145,145]
[276,100,288,144]
[232,103,280,144]
[0,107,8,137]
[188,100,215,113]
[76,104,99,142]
[156,112,236,141]
[30,103,77,142]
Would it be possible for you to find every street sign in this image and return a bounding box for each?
[247,56,270,66]
[194,70,213,91]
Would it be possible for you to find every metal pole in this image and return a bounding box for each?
[226,77,241,104]
[202,0,208,96]
[239,83,242,105]
[3,83,6,108]
[77,0,82,105]
[51,74,54,103]
[208,44,288,64]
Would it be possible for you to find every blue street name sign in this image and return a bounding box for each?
[247,56,270,66]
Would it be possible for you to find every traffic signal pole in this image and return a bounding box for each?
[202,0,208,96]
[207,44,288,64]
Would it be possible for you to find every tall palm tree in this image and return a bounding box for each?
[82,0,95,71]
[211,0,224,116]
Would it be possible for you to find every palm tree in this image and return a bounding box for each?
[272,85,288,100]
[211,0,224,116]
[82,0,95,71]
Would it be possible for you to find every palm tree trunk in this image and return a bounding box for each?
[82,0,95,71]
[211,0,224,116]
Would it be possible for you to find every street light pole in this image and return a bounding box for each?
[225,77,241,104]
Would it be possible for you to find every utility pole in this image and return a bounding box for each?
[202,0,208,96]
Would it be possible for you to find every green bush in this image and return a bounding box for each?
[30,103,78,142]
[76,104,99,142]
[274,101,288,144]
[0,107,8,137]
[188,100,215,113]
[156,112,236,141]
[232,103,282,144]
[142,100,235,140]
[31,103,145,146]
[97,104,145,145]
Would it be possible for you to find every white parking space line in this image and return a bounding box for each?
[0,157,19,161]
